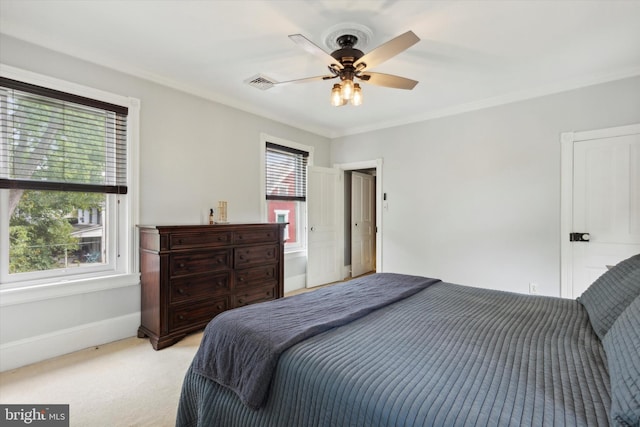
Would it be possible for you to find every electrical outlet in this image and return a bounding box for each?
[529,283,538,295]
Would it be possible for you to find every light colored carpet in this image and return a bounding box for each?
[0,331,203,426]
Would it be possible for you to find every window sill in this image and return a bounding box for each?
[284,249,307,258]
[0,273,141,307]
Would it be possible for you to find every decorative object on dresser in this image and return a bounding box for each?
[137,223,286,350]
[217,201,228,223]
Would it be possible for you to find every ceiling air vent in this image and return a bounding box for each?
[245,74,276,90]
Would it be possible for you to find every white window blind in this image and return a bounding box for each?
[265,142,308,201]
[0,77,128,194]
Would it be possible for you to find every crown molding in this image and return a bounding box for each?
[333,65,640,138]
[3,32,639,140]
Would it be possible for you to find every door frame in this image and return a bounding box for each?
[334,159,383,273]
[560,123,640,298]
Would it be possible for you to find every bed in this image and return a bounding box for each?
[176,255,640,427]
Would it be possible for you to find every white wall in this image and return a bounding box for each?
[1,32,638,370]
[0,35,330,370]
[332,75,640,296]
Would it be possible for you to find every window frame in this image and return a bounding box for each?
[260,133,313,254]
[0,64,139,294]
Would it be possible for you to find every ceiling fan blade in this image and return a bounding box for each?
[359,72,418,90]
[354,31,420,70]
[289,34,344,69]
[274,75,336,85]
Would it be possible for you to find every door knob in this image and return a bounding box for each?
[570,232,590,242]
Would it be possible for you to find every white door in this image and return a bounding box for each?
[307,166,343,288]
[351,171,375,277]
[561,124,640,298]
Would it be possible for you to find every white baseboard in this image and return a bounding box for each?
[284,274,306,293]
[0,312,139,372]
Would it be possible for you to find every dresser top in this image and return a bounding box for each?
[138,223,285,231]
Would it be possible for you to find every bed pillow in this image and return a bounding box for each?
[577,254,640,340]
[602,294,640,427]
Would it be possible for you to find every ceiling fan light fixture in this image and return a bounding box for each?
[341,78,354,100]
[330,83,343,106]
[351,83,363,106]
[287,28,419,108]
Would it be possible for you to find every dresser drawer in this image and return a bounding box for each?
[233,227,279,245]
[171,250,230,277]
[169,272,230,304]
[234,285,276,308]
[170,231,232,250]
[235,265,277,289]
[234,244,278,268]
[169,297,229,330]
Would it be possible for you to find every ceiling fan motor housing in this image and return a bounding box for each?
[331,34,365,66]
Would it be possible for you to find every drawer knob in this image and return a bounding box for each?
[217,304,223,310]
[238,277,244,282]
[178,288,185,294]
[238,298,243,304]
[179,315,185,320]
[179,263,185,268]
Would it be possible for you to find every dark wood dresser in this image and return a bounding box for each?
[137,223,286,350]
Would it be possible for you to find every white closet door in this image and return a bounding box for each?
[562,124,640,297]
[351,171,375,277]
[307,166,343,288]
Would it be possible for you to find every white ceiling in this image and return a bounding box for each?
[1,0,640,138]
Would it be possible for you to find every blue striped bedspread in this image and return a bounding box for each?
[177,277,610,426]
[191,273,440,409]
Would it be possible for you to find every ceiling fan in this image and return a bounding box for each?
[275,30,420,106]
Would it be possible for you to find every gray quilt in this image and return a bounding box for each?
[192,273,439,409]
[177,276,610,427]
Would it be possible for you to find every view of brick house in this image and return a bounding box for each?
[267,200,297,244]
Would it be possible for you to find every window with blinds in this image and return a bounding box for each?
[265,142,308,201]
[0,77,128,194]
[265,141,309,251]
[0,75,132,282]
